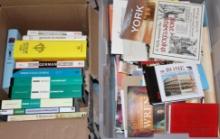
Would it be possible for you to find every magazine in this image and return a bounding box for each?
[150,1,204,63]
[155,63,204,102]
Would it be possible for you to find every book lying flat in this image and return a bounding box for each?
[150,1,204,63]
[155,63,204,102]
[1,98,75,109]
[14,40,87,61]
[4,112,87,122]
[169,103,219,137]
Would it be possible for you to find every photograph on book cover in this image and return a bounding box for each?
[126,86,153,137]
[120,0,156,44]
[150,1,204,63]
[155,63,204,102]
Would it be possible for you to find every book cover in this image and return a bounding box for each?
[6,112,87,122]
[155,63,204,102]
[169,103,219,137]
[12,76,83,86]
[109,4,113,41]
[111,0,127,54]
[120,0,156,44]
[0,106,75,115]
[2,29,21,91]
[27,30,82,36]
[122,40,149,62]
[126,86,153,137]
[22,35,87,40]
[197,64,209,90]
[143,66,162,104]
[13,68,82,78]
[150,1,204,63]
[153,103,166,133]
[14,40,87,61]
[11,85,82,99]
[1,98,74,109]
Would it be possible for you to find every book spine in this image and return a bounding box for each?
[27,30,82,36]
[11,85,82,99]
[2,29,20,91]
[14,40,87,61]
[15,61,85,69]
[22,35,87,40]
[6,112,87,122]
[13,68,82,78]
[12,76,83,86]
[1,98,74,109]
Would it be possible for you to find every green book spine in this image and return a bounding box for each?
[11,85,82,99]
[14,109,25,115]
[12,76,83,86]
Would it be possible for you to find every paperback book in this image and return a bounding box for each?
[15,61,85,69]
[150,1,204,63]
[120,0,156,44]
[154,63,204,102]
[126,86,153,137]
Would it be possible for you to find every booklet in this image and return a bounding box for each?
[155,63,204,102]
[150,1,204,63]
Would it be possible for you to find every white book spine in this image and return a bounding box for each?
[7,112,87,122]
[15,61,85,69]
[22,35,87,40]
[27,30,82,36]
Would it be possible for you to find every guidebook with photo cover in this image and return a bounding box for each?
[120,0,156,44]
[150,1,204,63]
[126,86,153,137]
[155,63,204,102]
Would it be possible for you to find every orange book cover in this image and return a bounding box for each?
[108,4,113,41]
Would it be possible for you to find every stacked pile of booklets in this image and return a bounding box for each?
[110,0,219,138]
[1,30,88,121]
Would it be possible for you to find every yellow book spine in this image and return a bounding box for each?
[14,40,87,61]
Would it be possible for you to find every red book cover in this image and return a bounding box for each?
[170,103,219,137]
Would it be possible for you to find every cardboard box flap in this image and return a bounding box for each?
[0,0,88,6]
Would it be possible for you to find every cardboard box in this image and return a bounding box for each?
[0,0,98,138]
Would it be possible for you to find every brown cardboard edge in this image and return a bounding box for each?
[0,117,89,139]
[0,0,88,7]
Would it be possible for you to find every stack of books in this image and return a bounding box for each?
[1,30,88,122]
[110,0,219,138]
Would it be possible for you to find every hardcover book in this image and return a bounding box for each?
[2,29,21,91]
[126,86,153,137]
[155,63,204,102]
[150,1,204,63]
[14,40,87,61]
[169,103,219,137]
[1,98,74,109]
[120,0,156,44]
[15,61,85,69]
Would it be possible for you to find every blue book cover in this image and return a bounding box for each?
[2,29,21,91]
[203,1,208,27]
[198,64,209,90]
[13,68,82,78]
